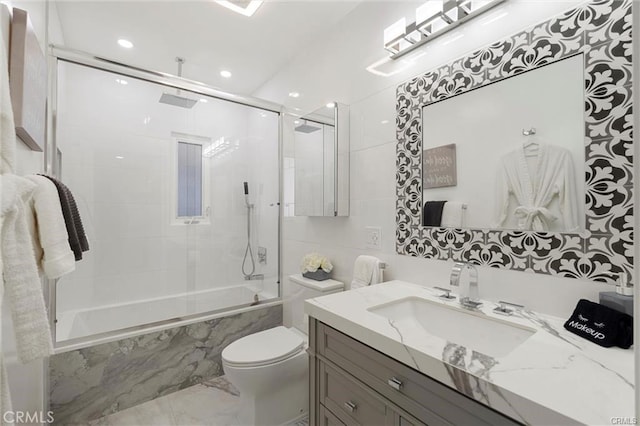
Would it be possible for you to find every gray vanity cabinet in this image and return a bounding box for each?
[308,318,522,426]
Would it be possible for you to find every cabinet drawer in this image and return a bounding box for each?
[319,405,346,426]
[317,323,521,426]
[319,362,392,426]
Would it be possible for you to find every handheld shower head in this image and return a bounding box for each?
[243,181,251,208]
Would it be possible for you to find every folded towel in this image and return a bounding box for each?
[40,175,89,261]
[441,202,465,228]
[25,175,76,278]
[423,201,446,226]
[351,255,383,289]
[564,299,633,349]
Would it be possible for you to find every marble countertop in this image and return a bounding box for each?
[305,280,634,425]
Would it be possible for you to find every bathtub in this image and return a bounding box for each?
[56,283,279,343]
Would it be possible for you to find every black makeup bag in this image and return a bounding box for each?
[563,299,633,349]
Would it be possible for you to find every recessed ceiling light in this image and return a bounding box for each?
[117,39,133,49]
[116,79,128,85]
[115,156,124,159]
[326,102,336,108]
[288,92,300,98]
[294,120,300,125]
[199,98,209,103]
[381,120,389,124]
[260,112,267,117]
[220,70,232,78]
[215,0,263,17]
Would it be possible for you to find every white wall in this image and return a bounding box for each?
[1,1,64,423]
[253,0,617,329]
[55,62,280,334]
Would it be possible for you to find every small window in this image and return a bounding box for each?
[172,133,210,224]
[177,141,203,217]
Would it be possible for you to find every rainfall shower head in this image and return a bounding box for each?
[159,93,197,108]
[159,57,197,109]
[294,120,321,134]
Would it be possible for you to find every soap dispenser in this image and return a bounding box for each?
[599,272,634,316]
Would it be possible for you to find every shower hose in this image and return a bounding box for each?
[242,204,256,279]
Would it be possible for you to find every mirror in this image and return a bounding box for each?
[421,54,584,232]
[396,0,633,282]
[283,102,349,217]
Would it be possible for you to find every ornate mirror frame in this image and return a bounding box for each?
[396,0,633,282]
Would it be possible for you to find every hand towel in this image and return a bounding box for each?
[423,201,446,226]
[40,175,89,260]
[351,255,383,289]
[25,175,76,278]
[0,30,15,174]
[441,202,466,228]
[564,299,633,349]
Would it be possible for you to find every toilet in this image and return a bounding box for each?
[222,274,344,426]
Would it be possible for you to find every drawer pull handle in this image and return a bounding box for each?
[344,401,357,413]
[388,377,403,390]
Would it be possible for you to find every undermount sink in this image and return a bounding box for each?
[368,296,536,359]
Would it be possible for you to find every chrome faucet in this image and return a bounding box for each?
[449,262,482,310]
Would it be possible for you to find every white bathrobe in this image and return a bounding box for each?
[1,175,54,363]
[495,143,579,232]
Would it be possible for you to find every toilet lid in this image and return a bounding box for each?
[222,326,305,367]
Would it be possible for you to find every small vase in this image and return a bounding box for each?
[302,270,331,281]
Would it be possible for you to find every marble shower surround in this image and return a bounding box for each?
[49,305,282,425]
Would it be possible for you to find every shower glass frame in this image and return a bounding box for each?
[46,45,284,351]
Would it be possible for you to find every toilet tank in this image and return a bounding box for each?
[288,274,344,334]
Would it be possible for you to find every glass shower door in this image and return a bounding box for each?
[53,60,280,343]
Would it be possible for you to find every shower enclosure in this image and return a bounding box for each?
[48,48,281,346]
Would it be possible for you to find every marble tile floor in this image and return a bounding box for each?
[88,377,308,426]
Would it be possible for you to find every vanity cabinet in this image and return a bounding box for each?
[308,318,522,426]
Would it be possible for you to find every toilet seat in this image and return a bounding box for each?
[222,326,306,368]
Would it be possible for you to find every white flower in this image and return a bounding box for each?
[301,253,333,273]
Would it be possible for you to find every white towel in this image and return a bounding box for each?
[0,28,15,174]
[351,255,383,289]
[441,202,465,228]
[25,175,76,279]
[1,174,54,364]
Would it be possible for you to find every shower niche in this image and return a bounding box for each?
[284,102,349,217]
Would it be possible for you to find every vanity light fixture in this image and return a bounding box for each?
[117,38,134,49]
[215,0,263,17]
[384,0,506,59]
